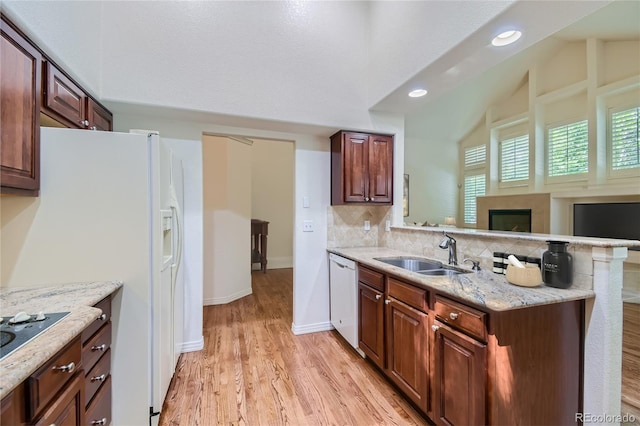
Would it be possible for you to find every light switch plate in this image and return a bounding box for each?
[385,220,391,232]
[364,220,371,231]
[303,196,310,208]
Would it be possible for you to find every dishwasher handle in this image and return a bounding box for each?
[329,253,356,270]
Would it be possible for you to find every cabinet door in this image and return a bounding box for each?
[44,61,86,128]
[0,18,41,194]
[343,132,369,203]
[358,282,385,368]
[367,134,393,203]
[432,321,486,426]
[33,373,84,426]
[87,98,113,131]
[386,298,428,412]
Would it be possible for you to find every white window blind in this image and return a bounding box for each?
[500,135,529,182]
[464,145,486,168]
[548,120,588,177]
[611,107,640,171]
[464,174,485,224]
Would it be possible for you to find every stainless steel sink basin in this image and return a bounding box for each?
[374,257,443,271]
[417,269,468,276]
[374,256,472,276]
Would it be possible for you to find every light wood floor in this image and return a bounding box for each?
[622,302,640,425]
[159,269,428,426]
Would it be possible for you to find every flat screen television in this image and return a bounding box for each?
[573,202,640,250]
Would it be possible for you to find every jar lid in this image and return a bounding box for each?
[546,240,569,245]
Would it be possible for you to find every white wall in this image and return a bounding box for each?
[202,135,252,305]
[251,139,294,269]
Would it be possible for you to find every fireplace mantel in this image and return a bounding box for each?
[476,193,550,233]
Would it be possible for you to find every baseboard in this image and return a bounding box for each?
[291,321,333,335]
[181,337,204,353]
[203,287,252,305]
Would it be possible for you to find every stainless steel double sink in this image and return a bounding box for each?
[374,257,471,276]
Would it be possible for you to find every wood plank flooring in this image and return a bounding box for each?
[159,269,428,425]
[622,302,640,425]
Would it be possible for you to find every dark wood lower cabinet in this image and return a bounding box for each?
[385,298,428,412]
[358,282,385,369]
[33,373,84,426]
[432,321,486,426]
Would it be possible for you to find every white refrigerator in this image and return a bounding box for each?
[0,127,184,425]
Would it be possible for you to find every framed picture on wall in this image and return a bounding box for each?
[403,174,409,217]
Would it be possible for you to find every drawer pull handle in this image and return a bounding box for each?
[375,294,382,300]
[52,361,75,374]
[91,418,107,425]
[449,312,459,320]
[92,344,107,351]
[98,313,107,321]
[431,325,440,332]
[90,374,106,382]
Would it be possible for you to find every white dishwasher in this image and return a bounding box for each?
[329,253,364,357]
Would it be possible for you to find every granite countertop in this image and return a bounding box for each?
[0,281,123,399]
[329,247,595,312]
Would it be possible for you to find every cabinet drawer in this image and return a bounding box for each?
[85,349,110,406]
[358,265,384,292]
[434,296,486,341]
[83,321,111,372]
[27,337,82,419]
[86,374,111,426]
[388,278,428,312]
[82,296,111,343]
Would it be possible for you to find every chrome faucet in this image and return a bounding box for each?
[439,232,458,265]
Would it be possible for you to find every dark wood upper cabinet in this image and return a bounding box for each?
[43,61,86,128]
[0,14,113,196]
[87,98,113,131]
[331,131,393,205]
[1,16,41,196]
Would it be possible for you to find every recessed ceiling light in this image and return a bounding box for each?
[491,30,522,47]
[408,89,428,98]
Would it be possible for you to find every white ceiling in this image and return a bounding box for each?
[401,0,640,141]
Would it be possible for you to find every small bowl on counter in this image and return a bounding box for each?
[505,264,543,287]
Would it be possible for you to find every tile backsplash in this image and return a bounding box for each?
[327,205,392,249]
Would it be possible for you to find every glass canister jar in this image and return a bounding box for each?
[542,240,573,288]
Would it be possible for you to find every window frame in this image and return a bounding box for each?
[463,173,486,225]
[607,103,640,180]
[462,144,487,226]
[545,118,589,184]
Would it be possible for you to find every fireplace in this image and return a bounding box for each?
[489,209,532,233]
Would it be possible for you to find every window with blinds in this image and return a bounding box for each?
[500,134,529,182]
[611,106,640,171]
[464,174,485,224]
[547,120,588,177]
[464,145,486,169]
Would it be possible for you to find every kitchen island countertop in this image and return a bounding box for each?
[0,281,123,399]
[329,247,595,312]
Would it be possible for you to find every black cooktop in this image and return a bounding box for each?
[0,312,70,360]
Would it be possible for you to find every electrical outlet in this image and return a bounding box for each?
[364,220,371,231]
[303,220,313,232]
[385,220,391,232]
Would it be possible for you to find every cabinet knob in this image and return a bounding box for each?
[385,299,390,304]
[80,119,89,127]
[370,197,375,201]
[91,418,108,425]
[449,312,459,320]
[90,374,106,382]
[52,361,75,374]
[375,294,382,300]
[365,197,370,201]
[98,313,107,321]
[91,343,107,352]
[90,126,97,131]
[431,325,440,332]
